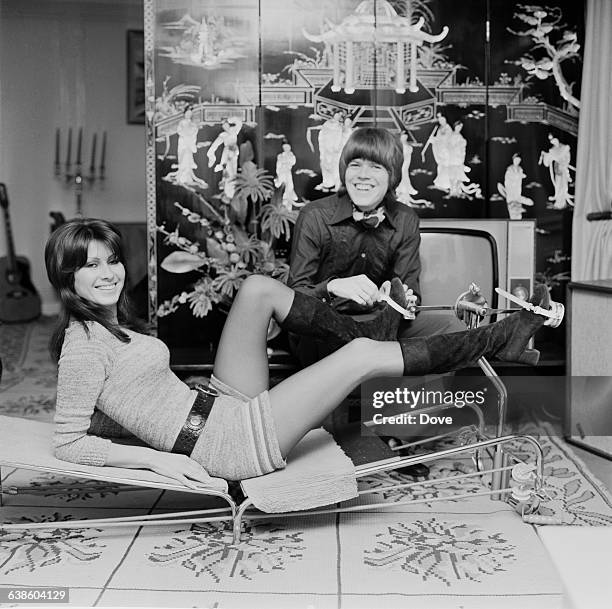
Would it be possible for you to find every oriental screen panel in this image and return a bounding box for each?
[144,0,584,363]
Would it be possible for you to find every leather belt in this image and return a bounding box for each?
[171,384,218,456]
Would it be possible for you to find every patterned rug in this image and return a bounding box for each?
[0,317,58,418]
[1,319,612,608]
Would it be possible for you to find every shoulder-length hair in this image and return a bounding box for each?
[44,218,139,361]
[338,127,404,197]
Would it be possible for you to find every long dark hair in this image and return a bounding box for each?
[45,218,138,361]
[338,127,403,198]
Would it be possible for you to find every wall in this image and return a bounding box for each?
[0,0,145,314]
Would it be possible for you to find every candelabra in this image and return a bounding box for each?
[54,127,107,216]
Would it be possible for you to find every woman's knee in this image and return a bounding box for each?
[238,274,277,302]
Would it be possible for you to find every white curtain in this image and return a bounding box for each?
[572,0,612,280]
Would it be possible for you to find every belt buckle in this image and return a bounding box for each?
[195,382,219,398]
[186,413,204,430]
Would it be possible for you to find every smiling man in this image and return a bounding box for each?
[288,127,465,368]
[288,127,466,478]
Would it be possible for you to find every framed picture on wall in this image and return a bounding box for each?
[127,29,145,124]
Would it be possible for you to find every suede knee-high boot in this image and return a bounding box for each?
[280,278,408,349]
[399,284,552,375]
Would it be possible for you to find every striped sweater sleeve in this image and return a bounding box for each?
[54,328,114,466]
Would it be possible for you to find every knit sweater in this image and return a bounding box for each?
[54,321,196,466]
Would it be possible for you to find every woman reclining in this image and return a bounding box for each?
[45,218,555,487]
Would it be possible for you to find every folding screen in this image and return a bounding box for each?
[143,0,584,361]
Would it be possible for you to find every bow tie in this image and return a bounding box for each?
[352,207,385,229]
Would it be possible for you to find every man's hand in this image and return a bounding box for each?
[376,281,417,319]
[403,286,418,319]
[327,275,379,307]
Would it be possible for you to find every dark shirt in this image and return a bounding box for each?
[288,192,421,314]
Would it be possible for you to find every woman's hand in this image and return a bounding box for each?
[327,275,379,307]
[106,443,214,490]
[145,451,214,489]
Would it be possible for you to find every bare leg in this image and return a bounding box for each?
[269,338,403,457]
[214,275,405,456]
[213,275,295,397]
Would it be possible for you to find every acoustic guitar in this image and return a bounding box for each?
[0,183,42,322]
